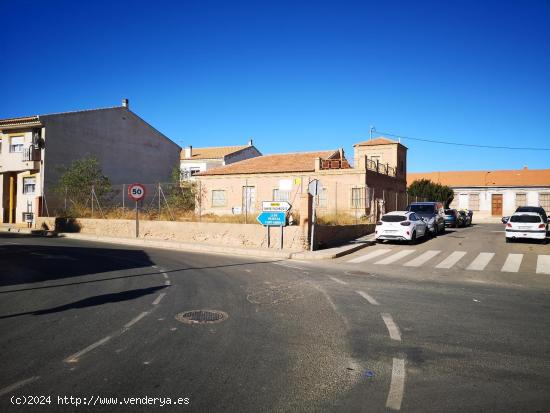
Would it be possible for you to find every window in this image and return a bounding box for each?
[317,186,327,208]
[23,177,36,194]
[273,189,291,202]
[10,136,24,153]
[242,186,255,212]
[510,215,541,223]
[515,193,527,208]
[540,193,550,212]
[351,187,363,209]
[382,215,407,222]
[468,193,480,211]
[212,190,226,207]
[189,167,201,176]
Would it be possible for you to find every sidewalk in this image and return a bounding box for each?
[0,227,374,261]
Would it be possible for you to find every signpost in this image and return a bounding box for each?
[257,202,291,249]
[128,183,146,238]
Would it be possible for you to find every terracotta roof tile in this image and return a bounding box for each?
[180,145,250,160]
[407,169,550,187]
[198,150,341,175]
[354,137,406,147]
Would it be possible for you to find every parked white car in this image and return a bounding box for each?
[505,212,547,243]
[376,211,428,244]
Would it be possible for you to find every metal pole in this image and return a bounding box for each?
[245,178,248,224]
[64,187,67,212]
[122,184,125,213]
[335,181,338,218]
[135,200,139,238]
[310,192,317,251]
[91,186,94,218]
[280,225,283,250]
[158,183,161,220]
[267,225,270,248]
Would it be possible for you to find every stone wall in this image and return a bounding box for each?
[314,224,375,248]
[38,217,308,251]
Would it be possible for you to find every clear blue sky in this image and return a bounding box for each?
[2,0,549,172]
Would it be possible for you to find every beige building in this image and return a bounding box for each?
[196,137,408,219]
[0,99,180,225]
[407,168,550,221]
[180,141,261,180]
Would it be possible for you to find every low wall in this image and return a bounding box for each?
[38,217,308,251]
[314,224,375,248]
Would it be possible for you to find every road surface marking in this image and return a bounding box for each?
[386,358,406,410]
[347,249,391,264]
[435,251,467,269]
[327,275,347,285]
[124,311,150,329]
[273,262,306,270]
[501,254,523,273]
[403,250,441,267]
[466,252,495,271]
[314,285,349,329]
[64,336,113,363]
[537,255,550,274]
[164,280,171,286]
[152,293,166,305]
[381,313,401,341]
[0,376,40,397]
[356,290,379,305]
[375,250,415,265]
[162,273,169,279]
[152,265,159,269]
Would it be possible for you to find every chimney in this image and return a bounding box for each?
[184,145,193,158]
[248,138,253,146]
[122,98,129,108]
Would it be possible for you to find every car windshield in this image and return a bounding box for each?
[510,215,541,223]
[444,209,454,214]
[382,215,407,222]
[408,205,435,214]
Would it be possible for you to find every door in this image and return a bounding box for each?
[491,194,503,216]
[242,186,256,213]
[3,173,17,224]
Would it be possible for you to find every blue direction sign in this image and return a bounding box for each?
[257,211,286,226]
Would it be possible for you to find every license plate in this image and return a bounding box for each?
[385,230,397,233]
[519,226,530,230]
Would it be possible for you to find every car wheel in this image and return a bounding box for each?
[409,231,417,245]
[440,224,445,234]
[432,226,438,237]
[506,237,512,243]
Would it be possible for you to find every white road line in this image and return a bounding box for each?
[355,290,379,306]
[381,313,401,341]
[386,358,406,410]
[466,252,495,271]
[273,262,306,270]
[501,254,523,273]
[375,250,415,265]
[403,250,441,267]
[0,376,40,397]
[327,275,347,285]
[165,280,171,286]
[124,311,149,329]
[152,293,166,305]
[64,336,113,363]
[536,255,550,274]
[162,273,169,279]
[347,248,391,264]
[152,265,159,269]
[435,251,466,269]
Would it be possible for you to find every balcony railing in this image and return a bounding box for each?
[366,157,397,177]
[320,159,351,170]
[22,147,41,162]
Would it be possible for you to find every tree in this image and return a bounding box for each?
[165,167,197,212]
[408,179,454,207]
[55,157,111,215]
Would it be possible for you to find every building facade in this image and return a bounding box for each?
[0,100,181,224]
[195,137,408,220]
[407,168,550,221]
[180,141,261,180]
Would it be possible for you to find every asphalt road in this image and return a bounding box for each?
[1,225,549,412]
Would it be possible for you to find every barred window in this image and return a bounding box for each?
[540,193,550,212]
[468,193,480,211]
[23,177,36,194]
[212,190,226,207]
[10,136,24,153]
[273,189,291,202]
[351,187,363,209]
[317,186,327,208]
[515,193,527,208]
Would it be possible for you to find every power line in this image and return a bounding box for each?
[374,130,550,151]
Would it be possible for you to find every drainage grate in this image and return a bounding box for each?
[175,310,228,325]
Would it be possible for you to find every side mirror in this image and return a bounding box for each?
[547,217,550,223]
[501,216,509,224]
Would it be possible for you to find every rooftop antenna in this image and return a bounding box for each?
[369,126,376,140]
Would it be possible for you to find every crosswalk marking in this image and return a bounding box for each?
[404,250,441,267]
[435,251,467,269]
[466,252,495,271]
[537,255,550,274]
[347,248,392,264]
[375,250,416,265]
[501,254,524,273]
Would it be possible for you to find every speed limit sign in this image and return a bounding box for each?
[128,183,146,201]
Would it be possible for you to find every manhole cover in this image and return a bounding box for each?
[175,310,228,325]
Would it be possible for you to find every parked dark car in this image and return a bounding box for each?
[406,202,445,235]
[444,209,459,227]
[457,210,472,227]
